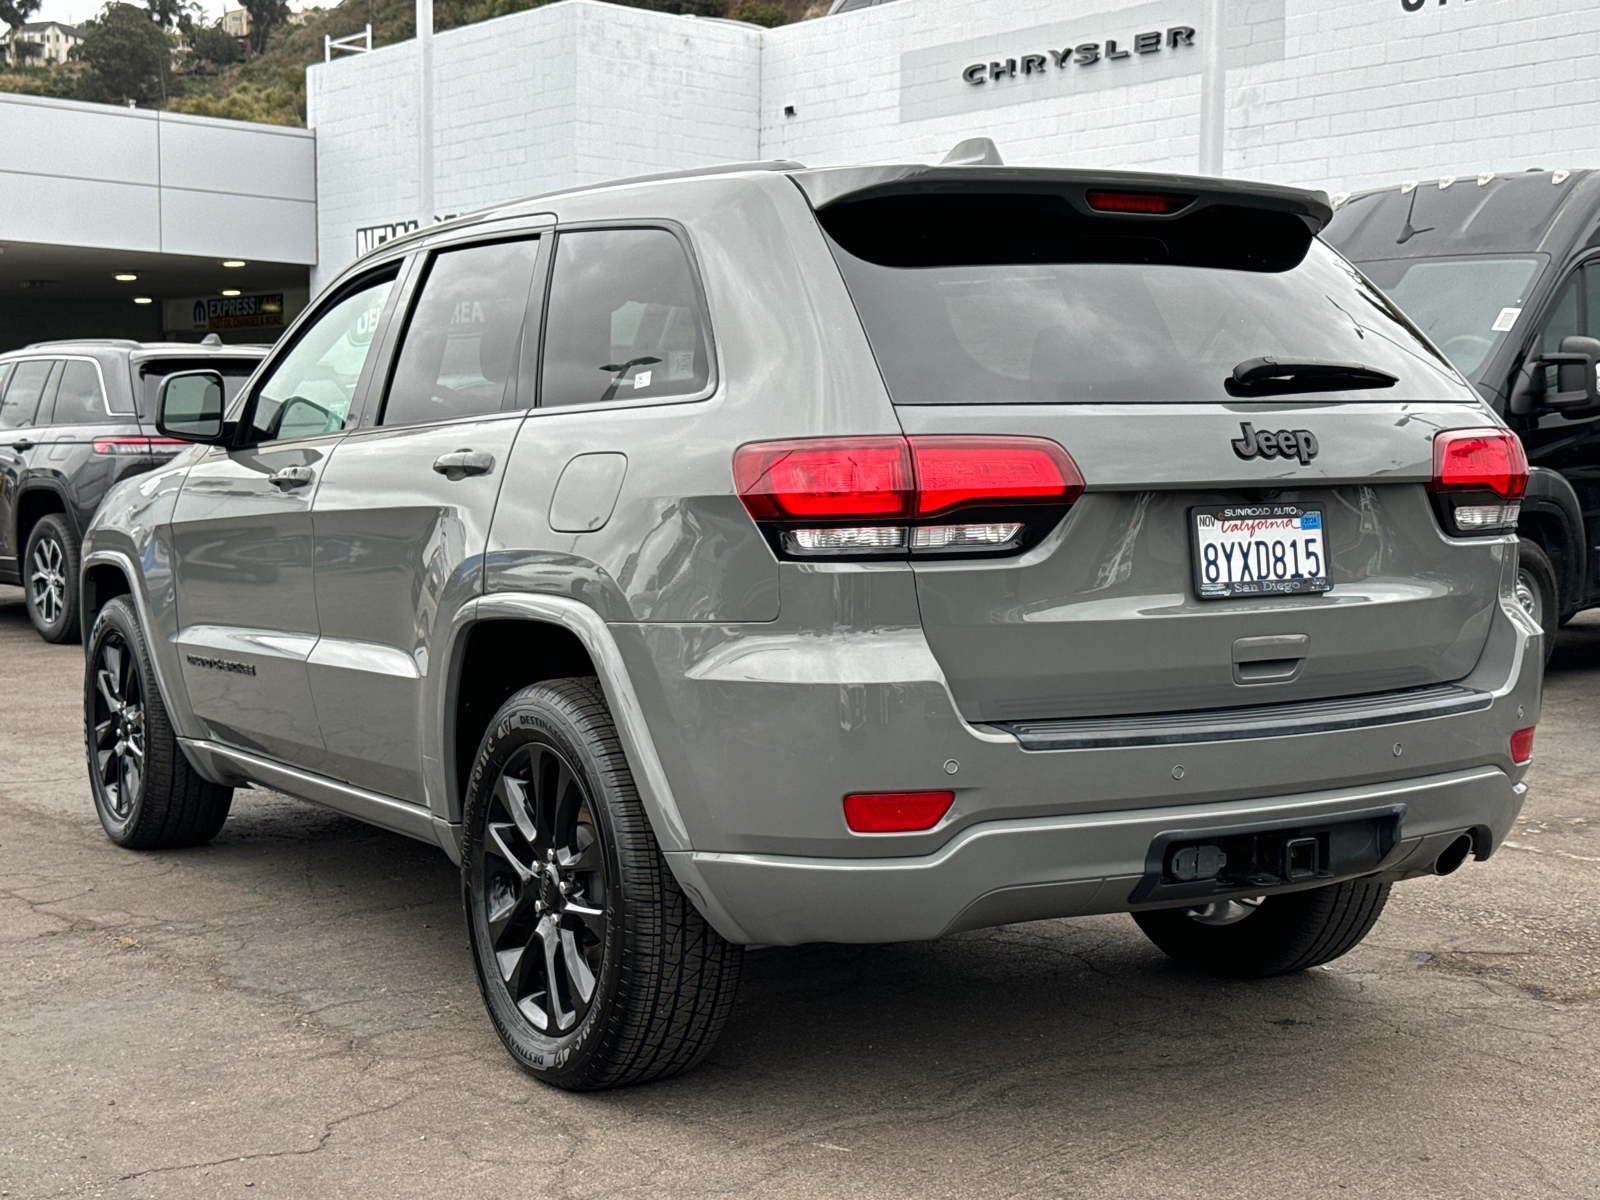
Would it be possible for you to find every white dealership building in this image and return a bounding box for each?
[2,0,1596,345]
[305,0,1600,290]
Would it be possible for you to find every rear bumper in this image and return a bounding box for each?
[668,765,1522,946]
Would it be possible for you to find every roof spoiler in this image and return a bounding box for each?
[789,165,1335,232]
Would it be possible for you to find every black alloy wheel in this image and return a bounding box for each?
[1514,540,1558,665]
[463,678,742,1090]
[474,741,609,1035]
[84,597,234,849]
[25,514,81,643]
[91,626,147,826]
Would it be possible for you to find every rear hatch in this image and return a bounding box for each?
[132,354,263,461]
[804,172,1504,724]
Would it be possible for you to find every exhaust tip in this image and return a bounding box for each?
[1434,833,1475,877]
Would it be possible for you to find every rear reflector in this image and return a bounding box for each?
[1510,727,1535,764]
[844,791,954,833]
[1085,190,1194,215]
[1430,428,1529,498]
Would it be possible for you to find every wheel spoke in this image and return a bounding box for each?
[486,821,533,881]
[559,925,597,1003]
[539,919,573,1031]
[104,645,123,697]
[96,670,122,715]
[486,884,533,946]
[94,717,118,748]
[563,900,606,945]
[495,772,539,852]
[557,828,601,874]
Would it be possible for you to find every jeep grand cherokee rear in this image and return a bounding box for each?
[82,160,1538,1092]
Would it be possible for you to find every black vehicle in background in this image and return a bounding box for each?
[1324,169,1600,656]
[0,338,265,642]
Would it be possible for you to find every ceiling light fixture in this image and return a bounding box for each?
[221,260,246,268]
[221,288,241,297]
[133,297,153,305]
[114,273,138,282]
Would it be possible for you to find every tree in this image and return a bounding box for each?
[0,0,41,64]
[241,0,287,55]
[73,3,171,107]
[145,0,194,30]
[186,21,241,66]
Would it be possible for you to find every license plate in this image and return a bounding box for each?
[1191,504,1330,599]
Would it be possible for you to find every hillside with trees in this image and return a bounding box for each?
[1,0,815,127]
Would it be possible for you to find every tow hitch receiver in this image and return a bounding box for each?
[1129,805,1404,905]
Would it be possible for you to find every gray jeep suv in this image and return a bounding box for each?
[79,158,1541,1091]
[0,338,265,642]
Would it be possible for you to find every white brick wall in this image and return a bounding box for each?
[308,0,1600,288]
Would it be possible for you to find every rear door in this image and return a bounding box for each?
[34,356,145,537]
[817,188,1499,723]
[0,359,58,579]
[170,267,402,765]
[308,233,545,805]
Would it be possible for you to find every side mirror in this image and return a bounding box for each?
[1509,336,1600,418]
[157,370,226,442]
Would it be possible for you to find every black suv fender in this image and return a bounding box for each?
[1520,466,1586,622]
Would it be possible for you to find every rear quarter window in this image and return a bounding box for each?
[139,359,262,424]
[540,228,711,408]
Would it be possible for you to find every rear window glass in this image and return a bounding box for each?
[382,238,541,427]
[819,193,1466,404]
[45,360,109,426]
[0,360,54,428]
[541,228,711,407]
[139,359,259,422]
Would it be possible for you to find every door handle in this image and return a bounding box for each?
[10,439,34,451]
[432,449,495,480]
[267,466,315,490]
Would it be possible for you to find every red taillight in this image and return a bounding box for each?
[910,436,1084,516]
[1510,727,1535,764]
[732,437,912,520]
[843,791,954,833]
[1430,428,1528,498]
[1427,428,1528,537]
[92,436,190,455]
[1085,190,1194,215]
[734,435,1083,558]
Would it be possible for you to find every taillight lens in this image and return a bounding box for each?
[843,791,954,833]
[732,437,911,520]
[1510,726,1535,764]
[910,436,1083,516]
[92,436,190,456]
[1428,428,1528,536]
[734,435,1083,560]
[1085,190,1194,215]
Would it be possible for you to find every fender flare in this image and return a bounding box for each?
[15,479,79,548]
[445,593,693,855]
[1520,466,1586,620]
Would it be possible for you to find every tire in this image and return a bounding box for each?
[25,513,81,644]
[84,597,234,849]
[1132,879,1392,979]
[1513,540,1558,665]
[463,677,743,1091]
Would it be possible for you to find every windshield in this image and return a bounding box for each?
[1357,254,1545,378]
[819,194,1467,404]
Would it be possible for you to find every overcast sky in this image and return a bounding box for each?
[32,0,233,28]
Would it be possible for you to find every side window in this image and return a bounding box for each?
[541,228,711,408]
[249,273,395,443]
[1539,271,1586,393]
[0,361,55,429]
[382,238,541,427]
[45,361,109,426]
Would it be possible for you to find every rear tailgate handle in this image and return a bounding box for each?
[432,449,494,480]
[1233,634,1308,684]
[268,466,315,490]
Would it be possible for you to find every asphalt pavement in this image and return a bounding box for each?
[1,583,1596,1199]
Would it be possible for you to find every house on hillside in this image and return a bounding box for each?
[2,20,83,65]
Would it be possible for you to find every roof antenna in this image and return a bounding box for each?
[941,137,1004,166]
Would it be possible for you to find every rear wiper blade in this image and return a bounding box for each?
[1227,357,1399,396]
